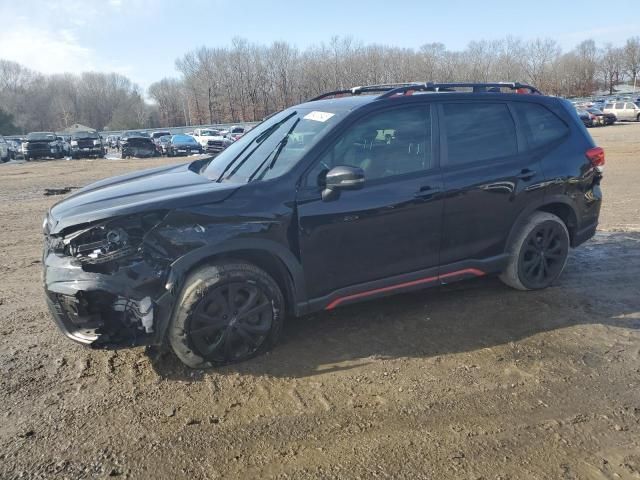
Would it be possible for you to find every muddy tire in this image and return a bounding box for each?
[500,212,570,291]
[168,262,285,369]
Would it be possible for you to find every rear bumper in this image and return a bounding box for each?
[122,146,156,157]
[170,148,202,156]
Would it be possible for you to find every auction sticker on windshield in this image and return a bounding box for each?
[303,111,335,122]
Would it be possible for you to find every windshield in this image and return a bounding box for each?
[152,132,170,139]
[204,108,342,183]
[172,135,197,144]
[125,131,150,138]
[26,132,55,141]
[72,131,99,139]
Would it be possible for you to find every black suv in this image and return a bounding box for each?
[42,82,604,368]
[24,132,63,160]
[70,131,105,159]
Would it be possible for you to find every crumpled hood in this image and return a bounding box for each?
[48,161,240,234]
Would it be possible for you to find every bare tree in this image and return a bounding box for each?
[624,37,640,91]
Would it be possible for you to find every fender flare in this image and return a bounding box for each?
[505,195,579,250]
[165,238,307,304]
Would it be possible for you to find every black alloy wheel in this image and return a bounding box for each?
[518,221,568,289]
[187,282,273,363]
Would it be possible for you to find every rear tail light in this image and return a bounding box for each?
[586,146,605,170]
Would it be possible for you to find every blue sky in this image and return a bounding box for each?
[0,0,637,92]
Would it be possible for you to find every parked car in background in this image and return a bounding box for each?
[70,131,105,159]
[587,107,615,125]
[150,131,171,145]
[41,81,603,368]
[6,138,22,159]
[156,135,172,155]
[166,134,203,156]
[23,132,63,160]
[229,125,246,141]
[106,135,120,149]
[192,128,234,154]
[0,135,9,162]
[57,135,71,156]
[603,101,640,121]
[577,108,596,128]
[120,132,157,158]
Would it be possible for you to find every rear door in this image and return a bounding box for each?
[437,100,550,268]
[613,102,627,120]
[296,103,444,299]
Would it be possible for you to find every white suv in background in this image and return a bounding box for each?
[603,101,640,122]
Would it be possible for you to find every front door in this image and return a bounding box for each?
[296,104,444,299]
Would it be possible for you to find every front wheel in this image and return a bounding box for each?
[500,212,570,291]
[168,262,285,368]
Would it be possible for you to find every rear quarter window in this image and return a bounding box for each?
[513,102,568,150]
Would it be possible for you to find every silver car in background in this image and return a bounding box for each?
[603,101,640,122]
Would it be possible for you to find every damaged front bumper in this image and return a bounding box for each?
[43,244,175,349]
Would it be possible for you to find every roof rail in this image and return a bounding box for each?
[309,83,423,101]
[308,82,542,102]
[378,82,542,99]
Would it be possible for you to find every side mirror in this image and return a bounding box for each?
[322,165,365,201]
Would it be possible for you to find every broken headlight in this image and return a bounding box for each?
[64,212,165,265]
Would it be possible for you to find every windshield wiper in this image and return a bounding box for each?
[247,119,300,183]
[217,112,297,182]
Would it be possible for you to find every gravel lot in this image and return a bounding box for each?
[1,124,639,479]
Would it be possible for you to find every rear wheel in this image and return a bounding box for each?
[168,262,285,368]
[500,212,570,291]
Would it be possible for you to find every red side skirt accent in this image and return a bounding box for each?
[325,268,485,310]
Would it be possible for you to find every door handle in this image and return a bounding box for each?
[414,186,441,198]
[517,169,537,181]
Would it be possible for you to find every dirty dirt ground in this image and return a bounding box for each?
[0,124,639,480]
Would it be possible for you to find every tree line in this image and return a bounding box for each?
[0,62,155,134]
[1,35,639,134]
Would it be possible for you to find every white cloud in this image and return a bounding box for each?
[0,1,140,84]
[0,25,94,74]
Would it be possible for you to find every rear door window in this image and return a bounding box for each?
[513,102,568,150]
[614,103,624,109]
[442,103,517,166]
